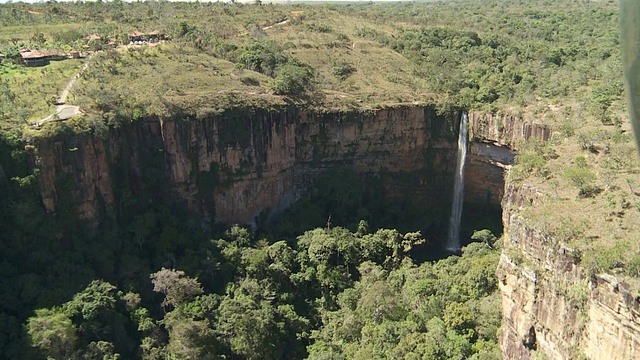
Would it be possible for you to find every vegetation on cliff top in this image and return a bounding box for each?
[1,0,640,358]
[510,126,640,286]
[1,0,633,266]
[0,0,624,129]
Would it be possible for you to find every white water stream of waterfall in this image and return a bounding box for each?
[446,112,469,252]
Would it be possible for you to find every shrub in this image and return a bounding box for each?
[514,153,547,178]
[238,41,287,76]
[564,165,597,197]
[304,23,332,33]
[470,229,498,249]
[269,62,315,96]
[582,242,627,276]
[240,76,260,86]
[626,254,640,277]
[331,60,356,80]
[577,130,602,152]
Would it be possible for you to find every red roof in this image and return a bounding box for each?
[20,49,47,59]
[43,49,66,57]
[83,33,103,41]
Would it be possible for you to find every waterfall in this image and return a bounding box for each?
[446,111,469,252]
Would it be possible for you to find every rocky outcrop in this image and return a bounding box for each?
[585,274,640,359]
[28,103,640,359]
[465,112,640,359]
[464,142,514,208]
[462,111,548,211]
[34,106,468,229]
[469,111,551,146]
[498,181,640,359]
[36,134,114,220]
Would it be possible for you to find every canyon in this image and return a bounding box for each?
[34,106,504,236]
[24,105,640,359]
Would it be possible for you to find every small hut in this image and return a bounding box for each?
[20,49,49,67]
[146,30,165,43]
[128,31,145,43]
[83,33,103,41]
[44,49,67,61]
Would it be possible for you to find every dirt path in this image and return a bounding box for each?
[58,58,90,104]
[32,17,290,128]
[31,57,90,127]
[237,18,289,37]
[262,19,289,31]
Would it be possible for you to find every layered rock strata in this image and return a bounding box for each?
[30,104,640,358]
[34,106,464,228]
[498,182,640,359]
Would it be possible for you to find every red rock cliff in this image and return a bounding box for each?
[497,180,640,359]
[34,106,466,228]
[33,106,640,358]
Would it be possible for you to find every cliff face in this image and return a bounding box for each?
[469,111,551,146]
[461,111,543,230]
[466,111,640,359]
[463,111,551,209]
[29,105,640,358]
[497,176,640,359]
[32,106,541,240]
[34,106,470,230]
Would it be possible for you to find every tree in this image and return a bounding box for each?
[216,278,308,360]
[360,229,424,268]
[269,62,315,96]
[564,163,598,197]
[65,280,119,337]
[297,228,357,308]
[470,229,498,249]
[443,302,476,336]
[30,31,46,45]
[27,308,77,360]
[356,280,402,324]
[164,316,220,359]
[150,268,204,308]
[177,21,197,38]
[82,341,120,360]
[238,41,287,76]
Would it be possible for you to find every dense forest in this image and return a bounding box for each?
[0,121,503,358]
[17,223,502,359]
[0,0,637,359]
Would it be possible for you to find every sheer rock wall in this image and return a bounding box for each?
[34,106,463,228]
[497,165,640,360]
[30,104,640,359]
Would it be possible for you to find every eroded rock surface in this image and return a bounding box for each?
[34,106,640,359]
[34,106,465,228]
[498,182,640,359]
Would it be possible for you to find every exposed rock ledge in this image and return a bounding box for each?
[498,182,640,359]
[32,104,640,358]
[469,111,551,146]
[33,106,544,230]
